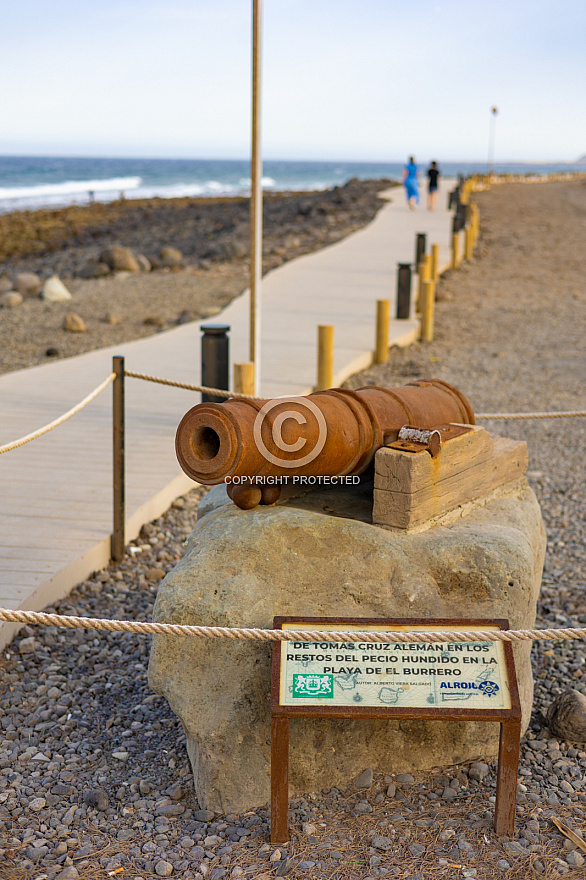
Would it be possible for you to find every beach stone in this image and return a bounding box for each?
[79,261,110,279]
[83,789,109,811]
[63,312,86,333]
[137,254,152,272]
[105,311,123,325]
[29,796,46,812]
[0,291,23,308]
[546,690,586,742]
[149,477,545,813]
[100,245,140,272]
[469,762,490,781]
[41,275,72,302]
[0,277,13,293]
[15,271,42,295]
[160,246,183,267]
[18,636,37,654]
[354,768,374,789]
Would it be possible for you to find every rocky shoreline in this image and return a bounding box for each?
[1,179,586,879]
[0,180,392,375]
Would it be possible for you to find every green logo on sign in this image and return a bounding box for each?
[292,674,334,699]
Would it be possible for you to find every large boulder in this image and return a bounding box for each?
[149,478,545,814]
[15,271,41,296]
[99,245,140,273]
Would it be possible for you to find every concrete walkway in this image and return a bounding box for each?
[0,178,456,648]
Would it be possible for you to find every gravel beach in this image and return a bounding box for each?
[0,180,391,375]
[1,179,586,879]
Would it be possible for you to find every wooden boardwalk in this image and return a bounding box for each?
[0,180,456,648]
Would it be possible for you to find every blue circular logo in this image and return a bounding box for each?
[479,680,500,697]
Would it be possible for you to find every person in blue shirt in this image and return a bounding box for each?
[403,156,419,211]
[402,157,419,210]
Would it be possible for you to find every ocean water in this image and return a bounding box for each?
[0,155,583,213]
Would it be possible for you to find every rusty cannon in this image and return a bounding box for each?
[175,379,475,509]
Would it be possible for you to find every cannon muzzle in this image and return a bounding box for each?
[175,380,474,491]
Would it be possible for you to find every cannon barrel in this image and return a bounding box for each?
[175,379,475,486]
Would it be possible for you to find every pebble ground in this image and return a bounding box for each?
[1,179,586,879]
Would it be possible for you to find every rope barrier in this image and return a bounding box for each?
[0,373,116,454]
[124,370,258,400]
[1,607,585,645]
[477,410,586,421]
[0,365,583,457]
[124,371,586,419]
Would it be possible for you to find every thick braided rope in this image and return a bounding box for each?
[477,410,586,420]
[125,371,586,418]
[124,370,258,400]
[1,608,586,644]
[0,373,116,454]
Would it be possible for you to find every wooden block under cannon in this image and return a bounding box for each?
[373,425,528,529]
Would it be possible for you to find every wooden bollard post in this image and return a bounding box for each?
[465,225,474,261]
[233,362,255,396]
[375,299,390,364]
[317,325,334,390]
[420,280,435,342]
[111,355,125,562]
[451,233,460,269]
[430,243,440,282]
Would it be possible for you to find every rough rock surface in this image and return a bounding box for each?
[149,477,545,813]
[547,690,586,743]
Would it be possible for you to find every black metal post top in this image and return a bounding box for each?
[397,262,412,269]
[201,324,230,335]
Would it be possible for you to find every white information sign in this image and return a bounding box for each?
[279,623,511,710]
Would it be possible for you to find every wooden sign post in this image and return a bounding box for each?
[270,617,521,843]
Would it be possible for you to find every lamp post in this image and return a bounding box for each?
[488,106,498,175]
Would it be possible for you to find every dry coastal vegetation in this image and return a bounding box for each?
[1,179,586,879]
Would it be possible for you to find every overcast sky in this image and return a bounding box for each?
[1,0,584,162]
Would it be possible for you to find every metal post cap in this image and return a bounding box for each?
[201,324,230,335]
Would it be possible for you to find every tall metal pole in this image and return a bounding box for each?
[250,0,263,396]
[488,106,498,174]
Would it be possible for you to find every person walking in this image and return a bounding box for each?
[402,156,419,210]
[427,160,440,211]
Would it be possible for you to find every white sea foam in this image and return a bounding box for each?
[238,176,277,188]
[0,176,142,201]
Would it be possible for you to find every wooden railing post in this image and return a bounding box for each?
[420,280,436,342]
[112,356,125,562]
[430,243,440,282]
[375,299,390,364]
[317,325,334,390]
[234,362,255,396]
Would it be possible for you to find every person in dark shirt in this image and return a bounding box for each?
[427,161,440,211]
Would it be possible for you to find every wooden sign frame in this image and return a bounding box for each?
[270,616,521,843]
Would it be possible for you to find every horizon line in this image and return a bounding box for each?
[0,152,583,166]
